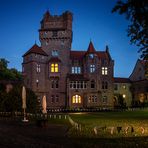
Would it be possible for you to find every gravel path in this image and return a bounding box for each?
[0,119,71,148]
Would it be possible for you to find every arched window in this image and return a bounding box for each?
[51,63,59,72]
[72,95,81,103]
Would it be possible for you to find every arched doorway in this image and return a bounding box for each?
[72,95,81,104]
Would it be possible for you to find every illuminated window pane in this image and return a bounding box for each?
[72,95,81,104]
[102,67,108,75]
[51,63,59,72]
[72,96,75,103]
[71,66,81,74]
[78,96,81,103]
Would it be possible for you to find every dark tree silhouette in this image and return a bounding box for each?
[112,0,148,60]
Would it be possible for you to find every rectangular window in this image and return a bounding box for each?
[56,95,59,102]
[37,64,41,73]
[55,80,59,88]
[90,64,95,73]
[69,81,87,89]
[51,63,59,72]
[71,66,81,74]
[52,50,59,57]
[88,96,97,103]
[51,95,54,103]
[102,67,108,75]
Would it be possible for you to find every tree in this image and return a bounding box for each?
[0,58,22,81]
[0,58,9,70]
[112,0,148,59]
[0,85,40,113]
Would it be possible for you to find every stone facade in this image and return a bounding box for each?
[114,78,132,107]
[129,59,148,104]
[22,11,114,109]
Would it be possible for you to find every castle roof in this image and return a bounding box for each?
[70,50,110,60]
[70,51,86,59]
[23,44,48,57]
[86,41,96,54]
[114,77,131,83]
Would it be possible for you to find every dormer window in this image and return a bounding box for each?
[52,50,59,57]
[89,54,94,59]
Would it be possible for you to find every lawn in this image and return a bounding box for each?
[0,109,148,147]
[68,109,148,138]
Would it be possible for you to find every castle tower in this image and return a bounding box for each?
[39,10,73,60]
[39,11,73,108]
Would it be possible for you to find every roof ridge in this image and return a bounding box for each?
[23,44,48,57]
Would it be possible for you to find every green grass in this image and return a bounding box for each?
[68,109,148,138]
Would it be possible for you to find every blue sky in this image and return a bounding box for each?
[0,0,140,77]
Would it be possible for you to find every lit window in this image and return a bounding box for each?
[51,63,59,72]
[102,67,108,75]
[37,64,41,73]
[52,50,59,57]
[72,95,81,103]
[123,94,126,98]
[71,66,81,74]
[55,64,58,72]
[90,64,95,73]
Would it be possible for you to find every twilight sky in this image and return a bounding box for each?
[0,0,140,77]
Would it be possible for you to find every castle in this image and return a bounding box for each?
[22,11,148,110]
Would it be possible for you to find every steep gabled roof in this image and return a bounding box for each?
[86,41,96,54]
[97,51,109,59]
[70,51,86,59]
[23,44,48,57]
[70,50,110,60]
[114,77,131,83]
